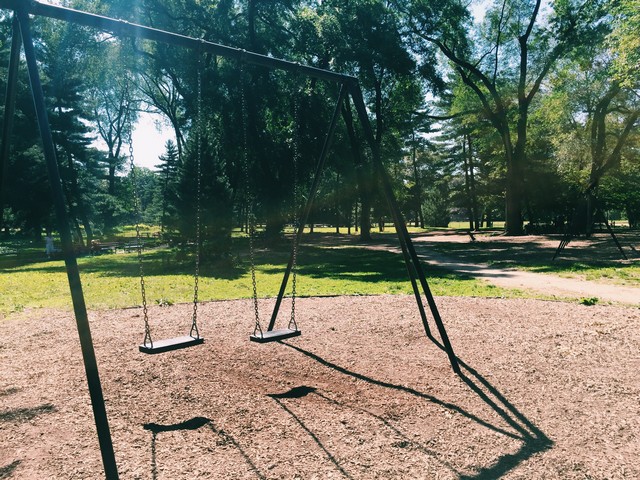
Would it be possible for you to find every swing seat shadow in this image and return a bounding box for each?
[280,342,552,480]
[143,416,211,434]
[268,385,316,399]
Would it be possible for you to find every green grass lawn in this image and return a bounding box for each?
[0,236,526,316]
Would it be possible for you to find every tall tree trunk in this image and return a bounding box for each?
[354,202,359,232]
[79,209,93,245]
[341,101,371,240]
[462,137,474,231]
[467,134,480,230]
[500,124,524,235]
[505,168,523,234]
[411,127,424,228]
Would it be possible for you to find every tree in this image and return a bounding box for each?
[398,0,608,234]
[585,84,639,198]
[302,0,422,239]
[0,17,47,235]
[419,143,454,227]
[128,166,160,226]
[540,29,640,231]
[86,48,136,233]
[174,116,232,256]
[608,0,640,88]
[434,79,508,229]
[138,70,187,158]
[156,139,180,233]
[38,16,103,244]
[601,162,640,227]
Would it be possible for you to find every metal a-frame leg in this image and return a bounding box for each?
[552,230,573,261]
[268,83,433,342]
[0,15,21,220]
[554,197,628,261]
[596,206,627,260]
[16,10,119,479]
[341,98,432,338]
[269,83,435,344]
[348,83,460,374]
[268,84,348,331]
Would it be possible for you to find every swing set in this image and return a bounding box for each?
[553,193,630,261]
[0,1,460,478]
[130,64,206,354]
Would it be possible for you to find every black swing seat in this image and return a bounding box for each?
[250,328,301,343]
[139,335,204,354]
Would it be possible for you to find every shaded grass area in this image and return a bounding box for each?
[519,262,640,285]
[0,236,524,316]
[421,230,640,286]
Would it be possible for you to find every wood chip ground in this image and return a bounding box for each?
[1,295,639,479]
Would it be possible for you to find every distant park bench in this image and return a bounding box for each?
[0,246,18,256]
[91,240,147,254]
[123,242,145,252]
[91,241,122,254]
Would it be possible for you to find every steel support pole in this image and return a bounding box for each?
[342,97,431,337]
[16,9,119,479]
[341,99,432,337]
[343,97,433,337]
[348,83,460,373]
[268,83,348,331]
[0,15,21,226]
[599,207,628,260]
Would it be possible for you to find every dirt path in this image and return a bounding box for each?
[416,249,640,305]
[366,231,640,305]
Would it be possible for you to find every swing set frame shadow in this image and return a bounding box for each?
[0,1,460,478]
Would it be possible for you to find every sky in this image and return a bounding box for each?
[93,113,176,170]
[91,112,174,172]
[130,113,175,171]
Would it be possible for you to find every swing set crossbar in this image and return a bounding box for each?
[139,335,204,354]
[0,0,356,86]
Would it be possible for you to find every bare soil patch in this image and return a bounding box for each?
[1,295,639,479]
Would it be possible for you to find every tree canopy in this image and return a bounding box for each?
[1,0,638,242]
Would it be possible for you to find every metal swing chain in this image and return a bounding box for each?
[190,58,203,339]
[128,111,152,348]
[289,86,302,331]
[241,60,263,338]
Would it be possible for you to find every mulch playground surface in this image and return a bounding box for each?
[1,295,638,479]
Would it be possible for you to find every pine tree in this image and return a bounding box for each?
[156,140,180,233]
